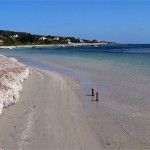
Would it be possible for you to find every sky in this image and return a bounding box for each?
[0,0,150,44]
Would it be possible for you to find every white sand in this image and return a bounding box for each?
[0,68,104,149]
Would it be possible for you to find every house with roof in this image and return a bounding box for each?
[67,39,71,44]
[13,35,19,38]
[53,37,59,41]
[39,37,47,41]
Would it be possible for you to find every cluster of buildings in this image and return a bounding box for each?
[39,36,72,44]
[0,31,112,45]
[0,34,19,45]
[10,35,19,38]
[39,36,59,41]
[0,34,73,45]
[38,36,103,44]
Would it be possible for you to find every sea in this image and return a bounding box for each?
[0,44,150,149]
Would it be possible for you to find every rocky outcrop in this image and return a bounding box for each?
[0,55,31,114]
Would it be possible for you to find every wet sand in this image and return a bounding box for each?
[0,68,104,150]
[0,55,150,150]
[23,55,150,150]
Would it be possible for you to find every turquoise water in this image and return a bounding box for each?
[1,44,150,107]
[1,44,150,148]
[1,44,150,83]
[1,44,150,68]
[0,45,150,92]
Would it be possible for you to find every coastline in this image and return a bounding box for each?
[0,66,104,149]
[0,42,108,49]
[1,52,150,149]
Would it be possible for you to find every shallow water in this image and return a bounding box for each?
[1,44,150,149]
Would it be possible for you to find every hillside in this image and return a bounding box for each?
[0,30,116,46]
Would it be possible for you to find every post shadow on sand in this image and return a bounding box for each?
[86,94,92,96]
[86,88,99,101]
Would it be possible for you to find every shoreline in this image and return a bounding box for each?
[0,42,108,49]
[1,54,150,149]
[0,66,104,149]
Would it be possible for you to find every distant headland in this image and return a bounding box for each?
[0,30,117,46]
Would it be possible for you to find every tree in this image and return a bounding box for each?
[4,37,17,45]
[18,34,38,44]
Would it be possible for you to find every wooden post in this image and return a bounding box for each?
[96,92,99,101]
[91,88,95,96]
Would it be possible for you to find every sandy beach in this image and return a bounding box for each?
[1,0,150,149]
[0,67,104,149]
[0,48,150,150]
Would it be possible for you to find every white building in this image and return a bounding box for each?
[53,37,59,41]
[0,40,4,44]
[80,39,83,43]
[39,37,47,41]
[13,35,19,38]
[67,39,71,44]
